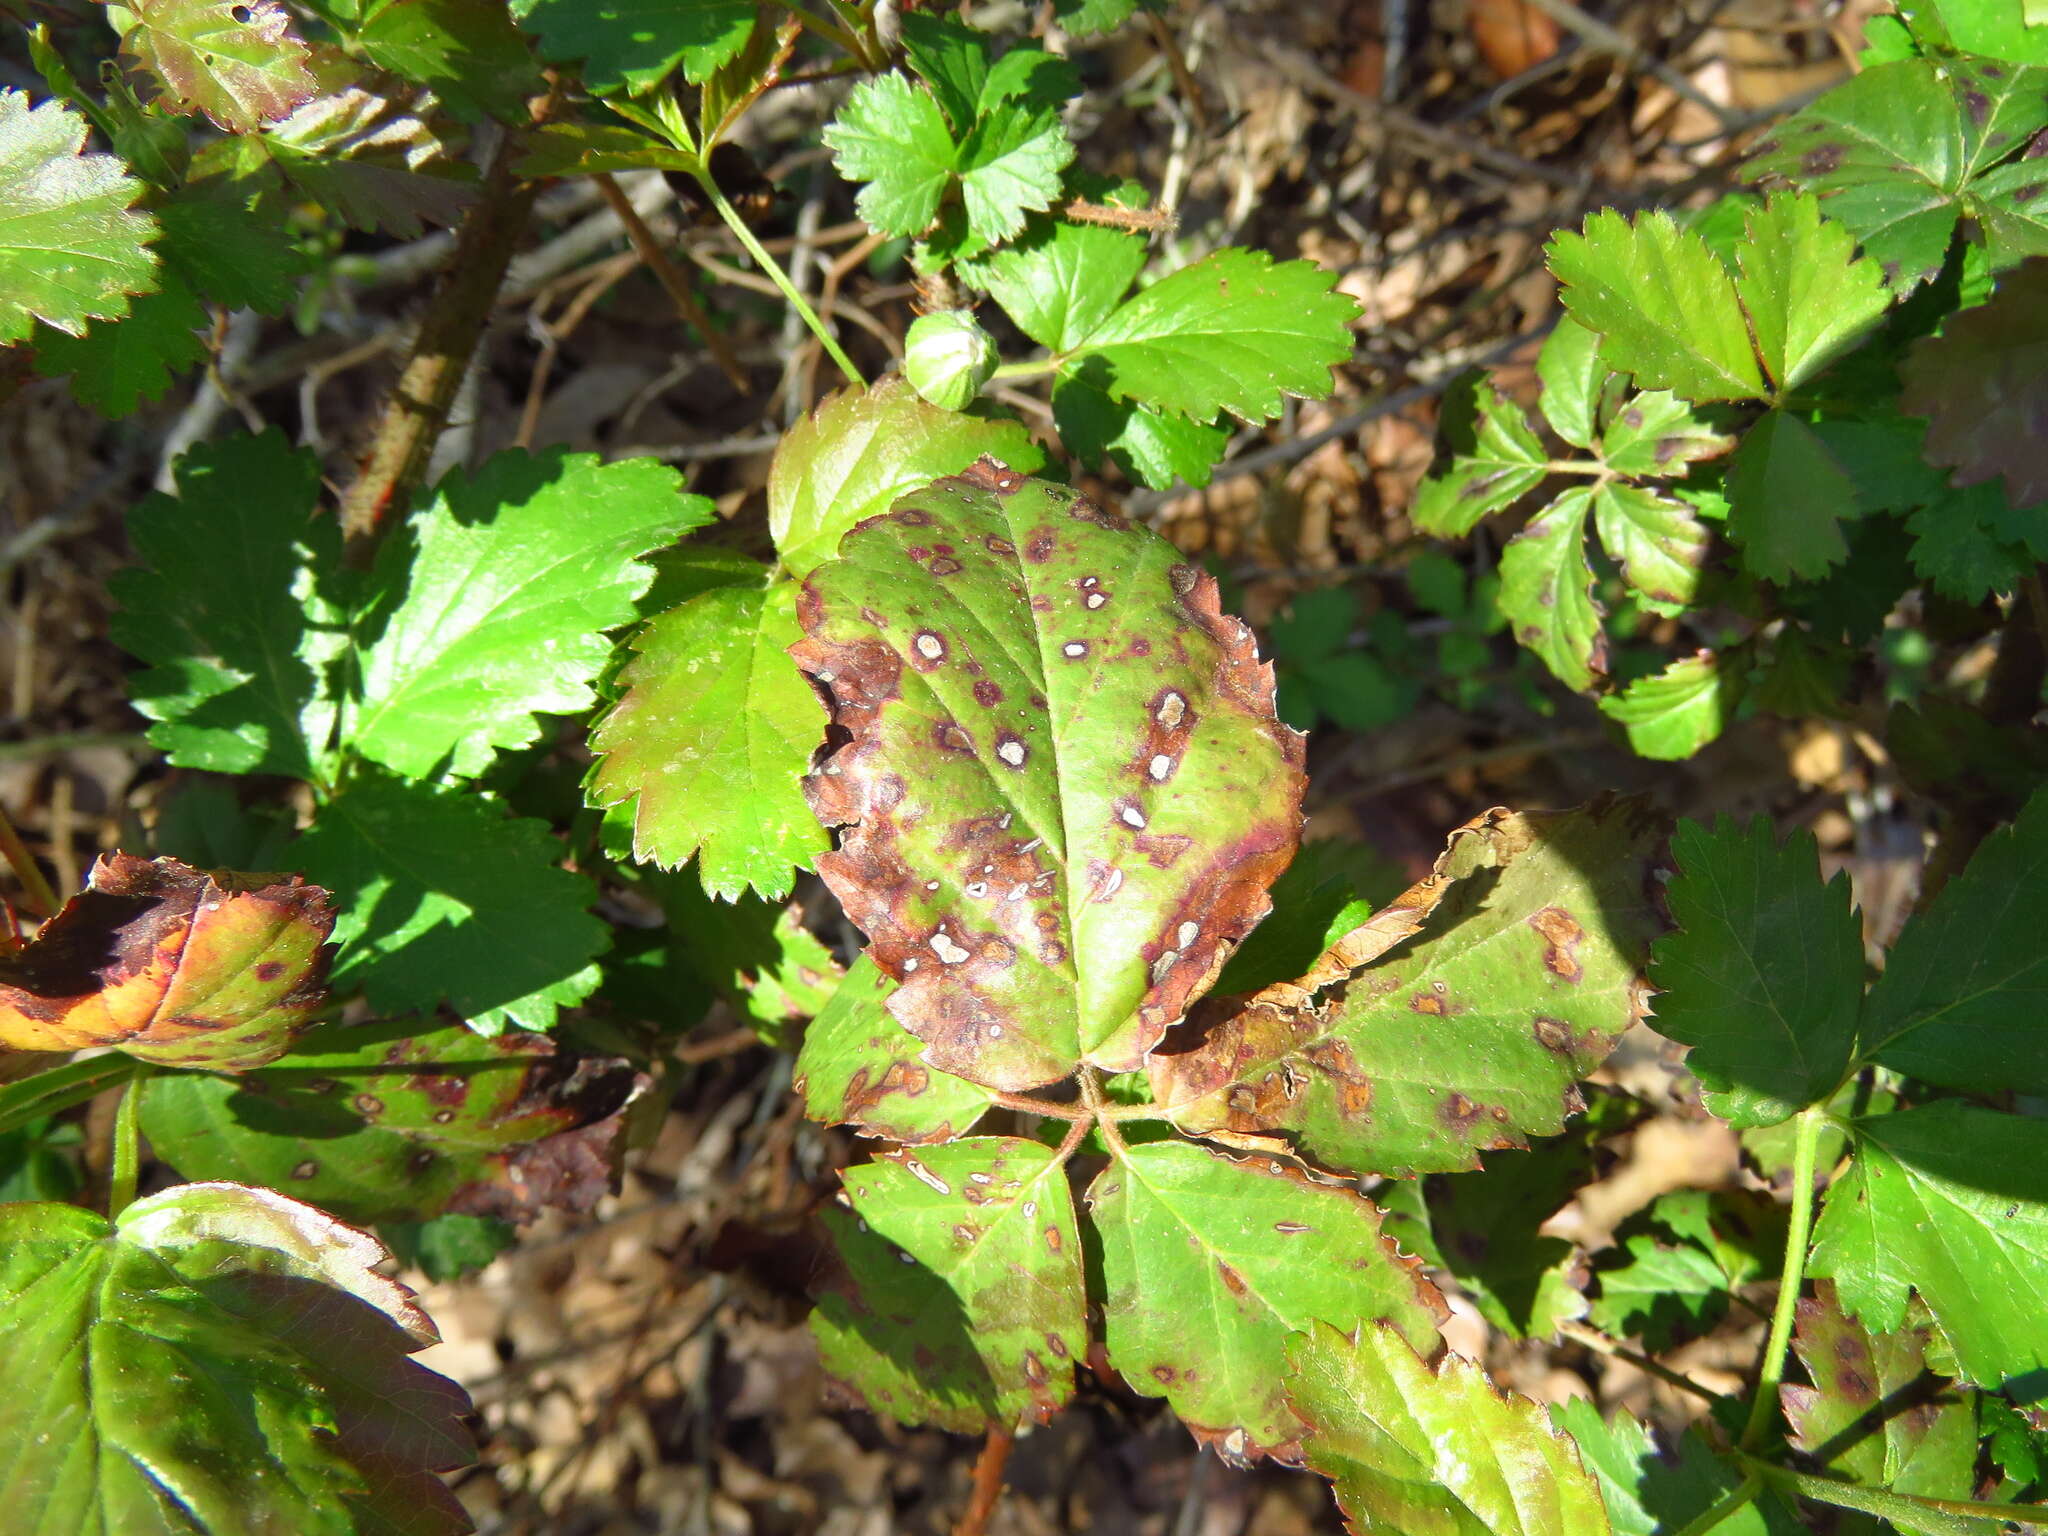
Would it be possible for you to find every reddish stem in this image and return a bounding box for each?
[953,1422,1015,1536]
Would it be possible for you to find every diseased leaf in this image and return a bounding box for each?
[1554,1401,1784,1536]
[794,463,1306,1090]
[295,775,607,1035]
[1812,1101,2048,1387]
[1598,390,1736,477]
[812,1136,1086,1431]
[1149,799,1665,1177]
[0,853,332,1071]
[141,1017,639,1226]
[1411,379,1549,537]
[1498,487,1607,690]
[120,0,318,132]
[1288,1320,1610,1536]
[1090,1141,1446,1457]
[1648,816,1865,1127]
[587,579,830,900]
[509,0,756,89]
[0,1183,471,1535]
[1900,259,2048,512]
[794,954,996,1143]
[769,379,1046,578]
[1862,785,2048,1096]
[0,89,160,345]
[1727,410,1860,582]
[349,449,708,780]
[1598,652,1740,761]
[1592,482,1710,607]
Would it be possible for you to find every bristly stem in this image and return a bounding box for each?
[1741,1104,1823,1451]
[689,164,864,389]
[107,1063,146,1218]
[952,1421,1016,1536]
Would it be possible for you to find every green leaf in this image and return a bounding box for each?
[978,217,1147,353]
[1900,260,2048,512]
[110,430,345,779]
[1548,208,1766,402]
[509,0,756,89]
[295,775,607,1034]
[142,1017,639,1225]
[513,120,702,178]
[32,275,208,416]
[1152,799,1666,1176]
[1783,1282,1981,1523]
[348,0,541,123]
[1589,1189,1783,1349]
[954,100,1073,244]
[897,10,991,131]
[1498,486,1607,690]
[653,874,841,1046]
[1411,379,1549,537]
[382,1212,516,1282]
[120,0,318,132]
[1812,1100,2048,1387]
[795,467,1306,1090]
[1090,1142,1445,1455]
[1648,817,1864,1127]
[154,171,306,314]
[1288,1321,1609,1535]
[0,1183,471,1534]
[794,953,996,1142]
[769,378,1046,578]
[1535,315,1606,449]
[348,449,707,781]
[587,580,829,899]
[1051,368,1230,490]
[1906,481,2034,600]
[1554,1401,1783,1536]
[1727,410,1861,582]
[1066,248,1358,422]
[1599,652,1740,761]
[823,72,959,237]
[1746,57,2048,289]
[1862,786,2048,1096]
[1211,838,1381,999]
[0,89,160,345]
[262,86,479,236]
[1053,0,1147,37]
[812,1136,1086,1431]
[1737,192,1894,392]
[1592,481,1710,606]
[1598,389,1736,477]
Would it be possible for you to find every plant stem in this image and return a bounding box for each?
[0,1053,147,1136]
[953,1422,1016,1536]
[107,1062,146,1218]
[771,0,866,62]
[689,165,863,389]
[991,1090,1090,1122]
[590,172,752,396]
[0,800,59,917]
[1557,1318,1729,1406]
[1078,1068,1126,1157]
[1664,1472,1759,1536]
[1742,1456,2048,1533]
[1740,1104,1822,1451]
[989,357,1061,383]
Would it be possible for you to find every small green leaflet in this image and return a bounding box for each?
[1288,1321,1610,1536]
[0,1183,472,1535]
[509,0,757,90]
[1812,1100,2048,1387]
[1534,316,1606,449]
[110,430,346,780]
[651,876,841,1047]
[1599,652,1741,761]
[0,90,160,346]
[348,449,707,781]
[295,775,608,1035]
[1410,378,1548,536]
[153,172,307,314]
[1589,1189,1782,1349]
[338,0,541,123]
[119,0,318,133]
[32,277,208,416]
[1499,485,1607,690]
[795,954,996,1143]
[1728,410,1861,583]
[812,1136,1086,1432]
[1090,1141,1446,1456]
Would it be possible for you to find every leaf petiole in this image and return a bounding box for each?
[0,1053,146,1137]
[106,1060,149,1218]
[1740,1103,1823,1451]
[1741,1456,2048,1532]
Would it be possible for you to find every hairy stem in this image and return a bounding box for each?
[952,1422,1016,1536]
[1741,1104,1822,1451]
[107,1063,145,1218]
[590,173,752,396]
[0,1053,146,1137]
[0,800,59,917]
[1742,1457,2048,1533]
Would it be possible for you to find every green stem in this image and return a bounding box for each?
[0,1054,145,1137]
[770,0,866,62]
[1744,1457,2048,1532]
[1741,1105,1823,1451]
[1665,1472,1760,1536]
[107,1062,147,1218]
[690,166,863,388]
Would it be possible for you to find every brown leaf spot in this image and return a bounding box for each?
[1410,991,1447,1016]
[354,1094,384,1117]
[1047,1332,1069,1358]
[1441,1092,1484,1128]
[1021,1350,1048,1388]
[1532,1015,1572,1053]
[1216,1260,1248,1296]
[1152,1364,1177,1383]
[254,961,286,982]
[1801,142,1845,176]
[928,556,963,576]
[1527,906,1586,982]
[984,534,1016,557]
[1025,529,1056,563]
[291,1159,318,1179]
[972,679,1004,707]
[1044,1225,1062,1253]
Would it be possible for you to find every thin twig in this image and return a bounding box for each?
[952,1422,1016,1536]
[591,172,751,395]
[0,800,58,917]
[1558,1318,1728,1406]
[1518,0,1741,129]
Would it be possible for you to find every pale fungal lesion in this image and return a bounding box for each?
[914,632,946,660]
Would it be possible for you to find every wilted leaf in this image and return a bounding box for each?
[121,0,318,132]
[794,954,995,1142]
[1289,1320,1610,1536]
[141,1017,641,1226]
[1090,1141,1446,1458]
[0,853,332,1071]
[794,462,1305,1090]
[1150,799,1664,1176]
[812,1136,1086,1431]
[1900,259,2048,512]
[0,1182,471,1535]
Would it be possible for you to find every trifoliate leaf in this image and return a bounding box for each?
[769,378,1045,578]
[954,100,1073,244]
[1599,652,1739,761]
[347,0,541,122]
[509,0,755,89]
[1498,486,1607,690]
[120,0,318,132]
[1727,410,1860,582]
[110,430,347,779]
[1536,315,1606,448]
[1553,1401,1782,1536]
[141,1017,639,1226]
[1900,259,2048,511]
[1411,378,1548,536]
[813,1136,1086,1432]
[0,89,160,345]
[1812,1100,2048,1387]
[0,1183,471,1535]
[823,72,960,237]
[1593,481,1710,605]
[794,466,1306,1090]
[348,449,708,781]
[31,275,207,415]
[1737,191,1893,391]
[587,580,830,900]
[1598,389,1736,477]
[1863,785,2048,1096]
[1290,1322,1610,1535]
[794,953,995,1142]
[295,775,607,1034]
[0,853,332,1071]
[1092,1143,1446,1457]
[1549,208,1766,402]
